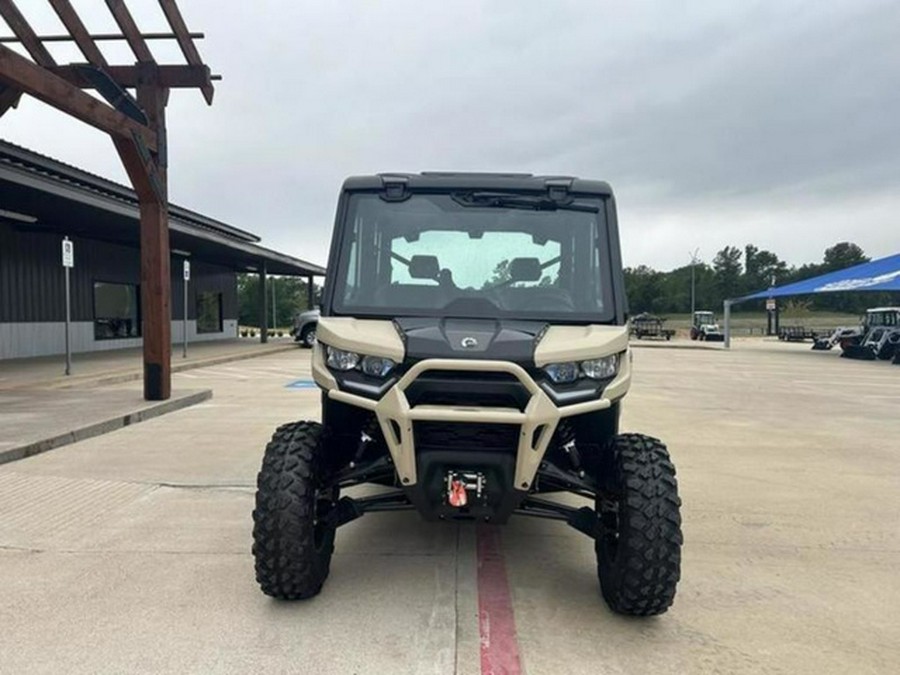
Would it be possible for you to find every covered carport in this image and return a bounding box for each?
[723,253,900,347]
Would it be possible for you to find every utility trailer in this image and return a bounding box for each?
[630,313,675,340]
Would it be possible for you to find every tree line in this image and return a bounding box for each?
[237,274,320,328]
[625,241,897,316]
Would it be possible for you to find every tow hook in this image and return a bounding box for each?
[446,471,486,508]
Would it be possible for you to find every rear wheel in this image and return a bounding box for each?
[252,421,337,599]
[595,433,682,616]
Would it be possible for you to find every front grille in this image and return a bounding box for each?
[414,422,519,454]
[405,371,530,410]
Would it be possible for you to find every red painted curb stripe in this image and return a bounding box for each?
[476,525,522,675]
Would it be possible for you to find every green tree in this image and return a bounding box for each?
[822,242,869,272]
[484,259,511,288]
[237,274,319,328]
[713,246,743,300]
[624,265,664,313]
[743,244,788,298]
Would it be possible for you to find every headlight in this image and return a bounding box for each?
[326,346,396,378]
[544,361,579,384]
[544,353,621,384]
[360,355,397,377]
[326,346,360,371]
[581,354,619,379]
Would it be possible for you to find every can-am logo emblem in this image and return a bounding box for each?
[461,337,478,349]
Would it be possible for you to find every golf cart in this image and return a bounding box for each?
[252,173,682,616]
[690,310,724,341]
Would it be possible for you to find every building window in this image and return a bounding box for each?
[94,282,140,340]
[196,292,223,333]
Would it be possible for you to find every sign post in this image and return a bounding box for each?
[183,259,190,358]
[766,298,777,336]
[61,237,74,375]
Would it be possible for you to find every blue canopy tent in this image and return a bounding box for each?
[723,253,900,347]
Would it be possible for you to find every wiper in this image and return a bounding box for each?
[452,191,599,213]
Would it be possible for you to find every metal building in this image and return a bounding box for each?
[0,141,324,360]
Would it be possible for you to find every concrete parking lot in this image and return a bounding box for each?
[1,342,898,674]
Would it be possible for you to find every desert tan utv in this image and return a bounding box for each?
[252,173,683,615]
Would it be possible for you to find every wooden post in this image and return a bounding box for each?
[132,73,171,400]
[138,199,171,398]
[307,275,314,310]
[259,262,268,344]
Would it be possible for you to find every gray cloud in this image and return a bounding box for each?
[2,0,898,271]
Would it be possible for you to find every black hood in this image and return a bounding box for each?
[394,318,546,365]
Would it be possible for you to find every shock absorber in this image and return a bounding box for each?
[556,420,583,474]
[350,415,381,468]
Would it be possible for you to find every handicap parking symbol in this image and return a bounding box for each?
[285,379,317,390]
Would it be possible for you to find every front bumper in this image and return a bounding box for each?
[313,350,631,489]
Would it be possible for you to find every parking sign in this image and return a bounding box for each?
[62,238,74,268]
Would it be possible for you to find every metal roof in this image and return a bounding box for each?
[0,140,325,276]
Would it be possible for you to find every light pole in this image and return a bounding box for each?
[689,248,700,317]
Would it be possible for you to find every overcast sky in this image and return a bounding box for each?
[2,0,898,271]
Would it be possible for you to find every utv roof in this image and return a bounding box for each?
[341,172,613,195]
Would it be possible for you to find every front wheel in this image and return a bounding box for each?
[300,324,317,348]
[595,433,682,616]
[252,421,338,599]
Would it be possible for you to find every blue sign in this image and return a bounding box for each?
[285,379,318,390]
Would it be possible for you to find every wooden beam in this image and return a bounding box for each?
[52,63,213,90]
[105,0,154,63]
[0,43,157,151]
[48,0,108,67]
[0,0,57,66]
[157,0,213,104]
[0,81,20,115]
[0,31,205,44]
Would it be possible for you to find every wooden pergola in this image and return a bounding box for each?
[0,0,218,401]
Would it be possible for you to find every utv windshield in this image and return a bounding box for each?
[330,192,614,322]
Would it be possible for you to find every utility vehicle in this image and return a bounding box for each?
[840,307,900,359]
[690,310,724,341]
[841,326,900,361]
[252,173,683,616]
